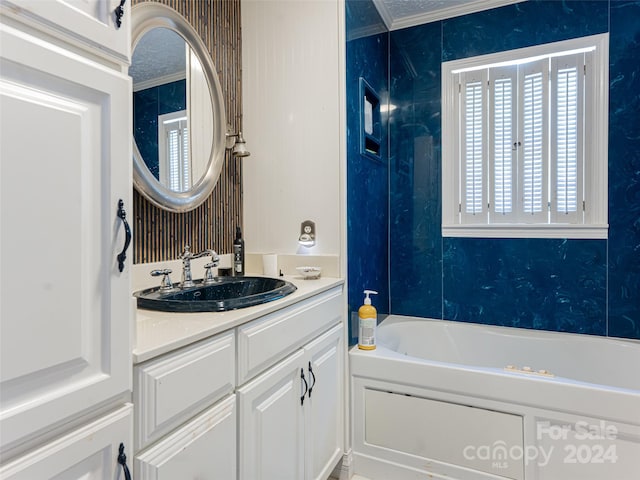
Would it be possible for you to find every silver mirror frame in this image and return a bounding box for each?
[131,3,226,213]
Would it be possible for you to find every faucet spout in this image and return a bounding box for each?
[180,245,220,288]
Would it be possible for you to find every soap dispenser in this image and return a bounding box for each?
[233,225,245,276]
[358,290,378,350]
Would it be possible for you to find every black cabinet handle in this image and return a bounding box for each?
[308,362,316,398]
[117,443,132,480]
[117,199,132,273]
[114,0,127,29]
[300,368,308,406]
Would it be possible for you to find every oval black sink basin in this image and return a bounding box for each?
[134,276,297,313]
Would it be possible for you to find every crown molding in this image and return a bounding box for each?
[374,0,526,32]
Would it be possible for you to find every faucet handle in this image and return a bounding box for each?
[203,262,217,284]
[150,269,174,291]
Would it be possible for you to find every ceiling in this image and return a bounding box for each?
[372,0,524,30]
[130,28,186,91]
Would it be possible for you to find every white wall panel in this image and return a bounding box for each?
[242,0,344,257]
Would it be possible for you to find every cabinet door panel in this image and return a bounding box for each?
[238,349,305,480]
[305,324,344,480]
[0,22,131,451]
[1,0,130,62]
[135,396,236,480]
[134,332,235,450]
[0,405,133,480]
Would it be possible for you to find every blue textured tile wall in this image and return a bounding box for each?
[133,79,187,180]
[442,0,607,61]
[608,1,640,339]
[389,21,443,319]
[347,0,640,340]
[346,1,389,344]
[387,0,639,339]
[442,238,607,334]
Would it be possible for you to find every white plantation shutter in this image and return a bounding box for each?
[182,125,190,189]
[167,129,181,191]
[159,111,191,193]
[460,70,488,223]
[442,34,607,238]
[551,54,584,224]
[489,66,517,223]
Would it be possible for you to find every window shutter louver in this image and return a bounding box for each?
[182,124,191,191]
[168,129,180,191]
[490,66,517,223]
[551,54,584,224]
[519,60,548,223]
[460,70,488,223]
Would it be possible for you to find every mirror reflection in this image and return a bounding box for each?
[130,27,214,193]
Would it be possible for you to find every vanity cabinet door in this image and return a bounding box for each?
[135,396,236,480]
[238,349,306,480]
[238,324,345,480]
[0,0,130,62]
[305,324,344,480]
[0,19,131,452]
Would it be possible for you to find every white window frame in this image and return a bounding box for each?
[442,33,609,239]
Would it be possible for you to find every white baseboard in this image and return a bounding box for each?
[329,450,353,479]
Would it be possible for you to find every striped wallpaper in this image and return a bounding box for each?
[131,0,243,263]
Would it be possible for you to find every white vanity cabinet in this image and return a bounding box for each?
[0,0,133,477]
[237,286,344,480]
[131,281,345,480]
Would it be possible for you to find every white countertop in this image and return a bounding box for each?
[133,275,344,364]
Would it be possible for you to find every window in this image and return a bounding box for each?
[442,34,609,238]
[158,110,191,192]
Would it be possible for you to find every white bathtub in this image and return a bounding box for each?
[350,316,640,480]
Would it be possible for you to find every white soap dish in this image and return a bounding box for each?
[296,266,322,279]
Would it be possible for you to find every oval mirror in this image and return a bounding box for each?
[130,3,226,212]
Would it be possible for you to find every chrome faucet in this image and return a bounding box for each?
[180,245,220,287]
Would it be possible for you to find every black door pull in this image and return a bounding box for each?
[117,199,132,272]
[114,0,127,29]
[300,368,308,406]
[117,443,132,480]
[308,362,316,398]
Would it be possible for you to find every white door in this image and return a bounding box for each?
[238,349,306,480]
[305,324,344,480]
[0,20,132,451]
[135,396,236,480]
[0,0,130,62]
[0,405,133,479]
